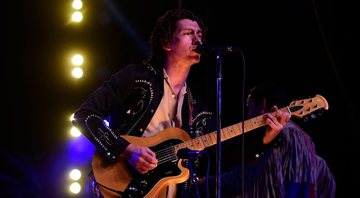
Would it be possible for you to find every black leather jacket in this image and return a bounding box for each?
[72,63,214,162]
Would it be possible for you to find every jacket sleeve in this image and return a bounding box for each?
[72,112,129,162]
[71,67,136,162]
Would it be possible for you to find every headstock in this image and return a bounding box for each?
[289,94,329,119]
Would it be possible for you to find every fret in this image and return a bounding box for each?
[227,125,236,139]
[205,133,212,145]
[235,122,243,134]
[197,136,205,149]
[209,131,217,147]
[223,127,230,139]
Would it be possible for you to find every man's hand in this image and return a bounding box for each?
[263,105,291,144]
[124,144,158,174]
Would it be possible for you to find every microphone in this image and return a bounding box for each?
[177,148,206,159]
[195,44,240,54]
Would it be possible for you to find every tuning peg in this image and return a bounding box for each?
[310,114,317,119]
[319,109,325,116]
[302,116,309,122]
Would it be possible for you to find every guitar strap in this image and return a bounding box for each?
[187,88,194,131]
[182,87,205,196]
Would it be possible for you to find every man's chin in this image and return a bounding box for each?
[192,54,201,62]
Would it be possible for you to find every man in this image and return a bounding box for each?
[199,84,336,197]
[72,8,291,197]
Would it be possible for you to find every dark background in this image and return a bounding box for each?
[2,0,358,197]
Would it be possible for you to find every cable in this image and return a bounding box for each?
[239,48,246,198]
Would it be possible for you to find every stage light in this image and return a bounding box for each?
[71,54,84,66]
[70,126,82,137]
[72,67,83,79]
[72,0,83,10]
[69,169,82,181]
[70,113,75,121]
[71,11,83,23]
[69,182,81,194]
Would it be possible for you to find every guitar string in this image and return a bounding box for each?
[156,146,177,164]
[147,100,316,166]
[154,141,197,165]
[152,101,317,164]
[157,151,175,162]
[154,127,237,165]
[153,134,215,164]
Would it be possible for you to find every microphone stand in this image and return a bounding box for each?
[215,51,223,198]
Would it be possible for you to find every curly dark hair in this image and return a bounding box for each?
[144,8,207,67]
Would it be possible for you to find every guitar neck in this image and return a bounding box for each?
[175,107,289,151]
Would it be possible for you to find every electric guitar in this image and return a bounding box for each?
[92,94,329,198]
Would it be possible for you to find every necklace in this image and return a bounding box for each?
[164,77,176,98]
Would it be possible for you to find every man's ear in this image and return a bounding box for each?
[162,42,171,51]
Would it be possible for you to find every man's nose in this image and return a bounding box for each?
[193,40,202,46]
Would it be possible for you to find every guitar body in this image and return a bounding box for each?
[92,128,192,198]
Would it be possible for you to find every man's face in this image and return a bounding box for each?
[165,19,203,66]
